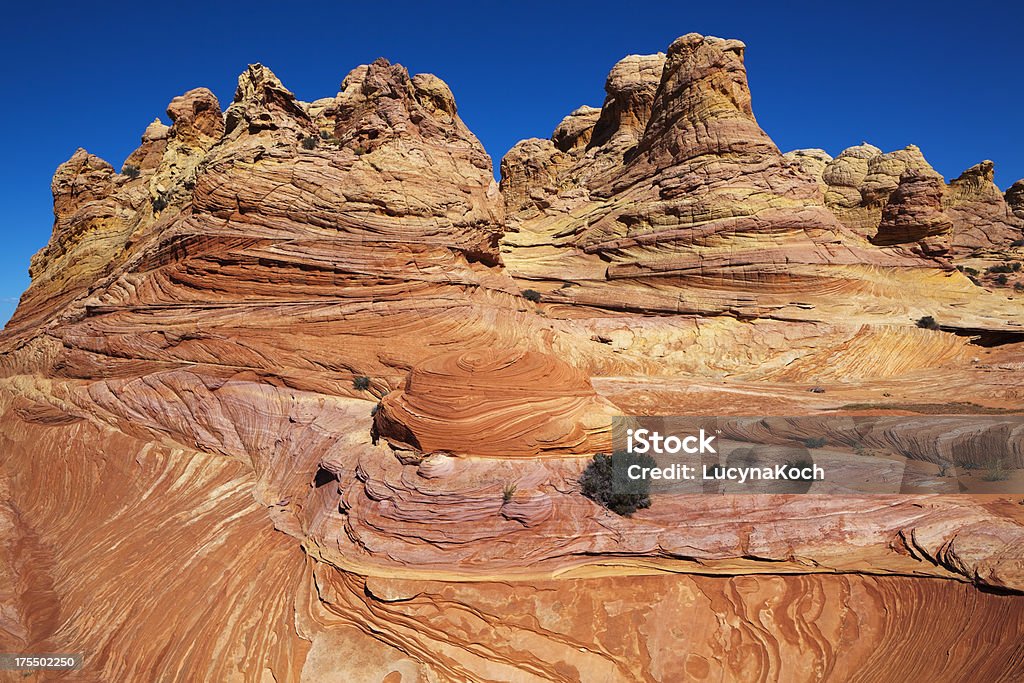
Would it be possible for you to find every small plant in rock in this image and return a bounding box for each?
[785,458,817,480]
[1011,239,1024,248]
[502,483,517,504]
[994,274,1009,286]
[916,315,939,330]
[301,136,317,150]
[522,289,542,303]
[352,376,371,391]
[122,164,141,178]
[320,130,333,140]
[579,451,655,516]
[982,459,1009,482]
[152,195,168,212]
[803,436,827,449]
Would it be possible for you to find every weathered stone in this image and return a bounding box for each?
[3,33,1024,682]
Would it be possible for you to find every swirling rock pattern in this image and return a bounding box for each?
[1,32,1024,682]
[375,349,615,457]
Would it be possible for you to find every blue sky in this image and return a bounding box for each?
[1,1,1021,325]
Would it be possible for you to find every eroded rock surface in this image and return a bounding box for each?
[2,33,1023,682]
[820,146,1024,256]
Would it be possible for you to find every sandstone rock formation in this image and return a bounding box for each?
[374,349,616,457]
[500,34,1021,330]
[819,145,1024,256]
[1007,179,1024,220]
[2,33,1023,682]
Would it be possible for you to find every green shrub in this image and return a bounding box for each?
[579,451,655,516]
[803,436,827,449]
[982,459,1009,482]
[785,458,817,480]
[916,315,939,330]
[301,136,317,150]
[502,483,517,503]
[1011,239,1024,248]
[152,195,168,212]
[994,274,1009,285]
[122,164,141,178]
[522,289,542,303]
[353,376,371,391]
[987,263,1013,274]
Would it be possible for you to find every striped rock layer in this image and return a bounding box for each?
[2,33,1024,682]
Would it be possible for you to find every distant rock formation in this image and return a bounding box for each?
[816,144,1024,254]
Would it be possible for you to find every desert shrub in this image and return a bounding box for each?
[994,274,1009,285]
[987,263,1013,274]
[1015,282,1024,293]
[522,289,542,303]
[916,315,939,330]
[320,130,332,140]
[122,164,140,178]
[353,144,368,155]
[785,458,817,480]
[579,451,655,516]
[301,136,317,150]
[803,436,827,449]
[152,195,168,212]
[352,376,371,391]
[983,459,1009,482]
[1011,239,1024,247]
[502,483,517,503]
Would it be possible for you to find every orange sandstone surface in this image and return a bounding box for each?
[1,34,1024,681]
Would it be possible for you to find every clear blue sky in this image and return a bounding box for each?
[1,1,1021,325]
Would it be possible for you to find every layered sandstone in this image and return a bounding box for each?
[2,32,1023,682]
[818,145,1024,256]
[374,349,616,457]
[500,35,1021,333]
